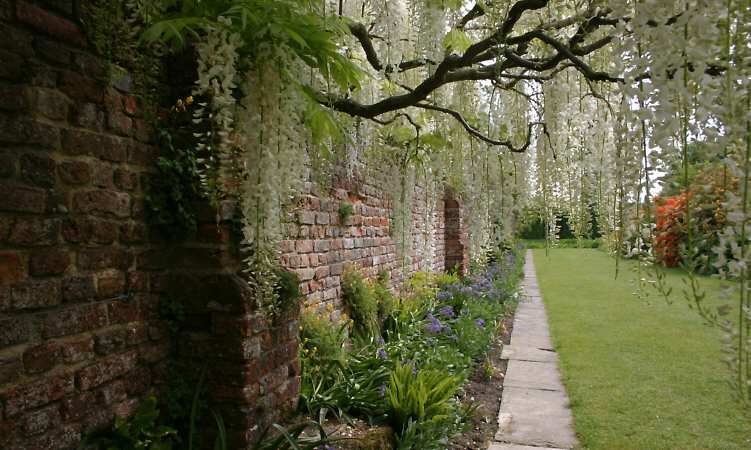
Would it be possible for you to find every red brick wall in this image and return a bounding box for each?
[282,172,453,314]
[0,2,471,449]
[445,189,469,275]
[0,1,169,448]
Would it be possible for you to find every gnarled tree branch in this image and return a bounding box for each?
[326,0,625,123]
[413,102,547,153]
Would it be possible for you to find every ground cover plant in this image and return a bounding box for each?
[532,248,751,450]
[298,247,523,449]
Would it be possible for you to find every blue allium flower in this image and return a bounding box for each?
[437,305,455,318]
[475,318,486,328]
[436,290,452,301]
[426,322,442,334]
[425,313,443,334]
[376,348,388,359]
[412,365,419,376]
[460,286,473,295]
[377,337,385,345]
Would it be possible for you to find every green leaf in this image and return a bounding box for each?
[391,126,416,144]
[421,132,447,149]
[442,29,473,53]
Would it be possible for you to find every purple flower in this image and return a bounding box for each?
[436,290,451,301]
[425,313,443,334]
[426,321,443,334]
[376,348,388,359]
[437,305,455,318]
[475,318,486,328]
[377,337,385,345]
[460,286,473,295]
[412,365,419,376]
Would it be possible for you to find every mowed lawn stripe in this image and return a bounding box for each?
[532,249,750,450]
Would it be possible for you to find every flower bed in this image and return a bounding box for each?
[297,247,524,449]
[82,248,523,449]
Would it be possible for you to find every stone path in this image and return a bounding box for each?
[489,250,578,450]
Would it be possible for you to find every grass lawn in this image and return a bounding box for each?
[532,248,751,450]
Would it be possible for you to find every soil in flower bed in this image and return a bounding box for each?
[447,313,514,450]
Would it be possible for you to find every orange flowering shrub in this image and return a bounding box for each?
[654,193,689,267]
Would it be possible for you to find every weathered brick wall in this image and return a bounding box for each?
[0,2,470,449]
[147,203,302,447]
[281,170,459,315]
[445,189,469,275]
[0,1,170,448]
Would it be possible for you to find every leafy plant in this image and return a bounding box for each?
[80,0,164,115]
[300,310,348,366]
[373,272,395,326]
[140,0,362,93]
[160,364,207,443]
[385,363,461,437]
[145,99,204,240]
[301,344,392,419]
[251,421,332,450]
[83,396,178,449]
[274,268,303,313]
[337,202,354,224]
[341,267,380,338]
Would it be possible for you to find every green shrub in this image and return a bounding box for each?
[408,271,439,302]
[300,310,348,366]
[386,363,461,438]
[341,267,380,338]
[303,345,393,418]
[373,274,395,325]
[435,273,460,290]
[338,202,354,224]
[452,304,500,361]
[274,268,302,312]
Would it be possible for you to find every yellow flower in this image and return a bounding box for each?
[185,95,194,105]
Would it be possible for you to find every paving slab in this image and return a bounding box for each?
[503,360,565,391]
[489,443,566,450]
[513,311,547,322]
[495,387,578,448]
[491,250,577,449]
[510,332,553,349]
[501,345,558,363]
